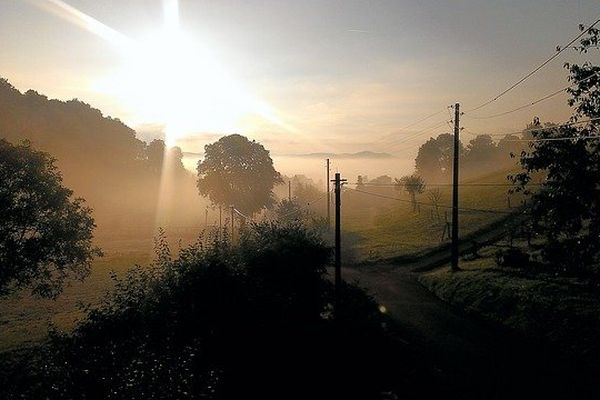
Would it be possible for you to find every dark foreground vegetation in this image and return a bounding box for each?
[0,222,443,399]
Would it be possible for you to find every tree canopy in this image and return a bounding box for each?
[415,133,461,183]
[196,134,282,215]
[511,25,600,272]
[0,140,101,297]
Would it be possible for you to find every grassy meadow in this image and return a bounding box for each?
[342,168,525,260]
[0,228,204,352]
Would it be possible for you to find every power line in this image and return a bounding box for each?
[464,17,600,113]
[351,182,542,187]
[384,119,451,150]
[373,108,447,145]
[466,70,600,120]
[347,187,511,214]
[465,116,600,138]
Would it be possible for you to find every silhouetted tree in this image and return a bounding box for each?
[511,25,600,272]
[426,188,443,221]
[464,134,499,171]
[368,175,393,186]
[415,133,463,183]
[0,140,101,297]
[275,199,303,223]
[356,175,365,189]
[196,134,282,216]
[395,175,426,212]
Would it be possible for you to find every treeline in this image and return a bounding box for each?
[414,132,525,183]
[0,78,205,232]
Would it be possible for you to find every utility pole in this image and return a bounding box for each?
[288,180,292,201]
[451,103,461,272]
[205,207,208,226]
[326,159,331,230]
[332,172,347,316]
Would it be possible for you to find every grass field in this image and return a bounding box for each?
[342,168,524,260]
[0,168,525,352]
[0,229,203,352]
[419,246,600,364]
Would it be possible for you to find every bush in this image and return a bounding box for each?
[3,222,385,399]
[495,248,530,268]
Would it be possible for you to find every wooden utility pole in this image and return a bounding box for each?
[288,180,292,201]
[451,103,461,272]
[205,207,209,226]
[219,206,222,237]
[326,159,331,230]
[332,172,347,315]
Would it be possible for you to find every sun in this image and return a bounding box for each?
[96,10,255,146]
[37,0,294,147]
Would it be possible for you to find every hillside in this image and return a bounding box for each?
[341,168,525,261]
[0,78,205,232]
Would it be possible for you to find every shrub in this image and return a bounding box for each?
[495,248,530,268]
[4,222,384,399]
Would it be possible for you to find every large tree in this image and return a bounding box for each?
[415,133,463,183]
[511,25,600,272]
[196,134,282,215]
[0,140,101,297]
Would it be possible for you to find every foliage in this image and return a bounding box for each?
[275,198,304,223]
[463,134,498,170]
[510,26,600,273]
[196,134,282,216]
[0,140,101,297]
[395,174,426,211]
[426,188,443,221]
[3,222,384,399]
[0,78,198,229]
[415,133,460,183]
[495,248,530,268]
[415,132,521,183]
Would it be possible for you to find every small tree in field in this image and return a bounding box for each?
[0,140,100,297]
[196,134,283,216]
[395,175,426,212]
[427,188,443,221]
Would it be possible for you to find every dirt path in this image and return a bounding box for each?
[341,265,588,399]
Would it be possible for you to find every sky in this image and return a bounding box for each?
[1,0,599,156]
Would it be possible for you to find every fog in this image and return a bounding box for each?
[183,154,416,185]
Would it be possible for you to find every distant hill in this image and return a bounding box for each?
[286,151,395,159]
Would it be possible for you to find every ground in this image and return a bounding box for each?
[344,262,600,399]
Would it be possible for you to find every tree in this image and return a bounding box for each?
[275,199,304,224]
[356,175,365,189]
[0,140,101,297]
[510,25,600,272]
[426,188,443,221]
[464,134,499,173]
[415,133,463,183]
[395,174,426,212]
[196,134,282,216]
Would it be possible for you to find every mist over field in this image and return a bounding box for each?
[183,153,415,185]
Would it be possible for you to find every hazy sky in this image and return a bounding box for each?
[1,0,599,155]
